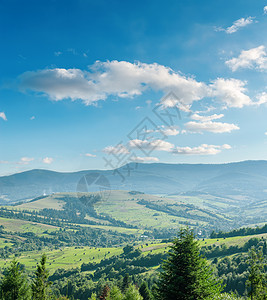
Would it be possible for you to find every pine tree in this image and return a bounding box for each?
[246,247,267,300]
[157,227,223,300]
[0,259,31,300]
[139,282,152,300]
[32,254,51,300]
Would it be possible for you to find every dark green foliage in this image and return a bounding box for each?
[32,254,51,300]
[122,274,130,293]
[210,224,267,239]
[247,248,267,299]
[0,259,31,300]
[157,227,223,300]
[139,282,153,300]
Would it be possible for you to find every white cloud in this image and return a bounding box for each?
[185,121,239,133]
[43,157,53,164]
[172,144,231,155]
[190,113,224,122]
[216,17,254,34]
[19,60,256,110]
[128,139,174,152]
[255,92,267,105]
[0,112,7,121]
[211,78,252,108]
[19,61,209,106]
[130,156,159,162]
[264,6,267,14]
[160,126,179,136]
[103,144,129,155]
[85,153,96,157]
[226,46,267,71]
[18,157,34,165]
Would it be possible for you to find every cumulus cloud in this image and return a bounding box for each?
[226,46,267,71]
[264,6,267,14]
[0,112,7,121]
[128,139,174,152]
[19,61,209,106]
[19,60,256,109]
[160,126,179,136]
[216,17,254,34]
[185,121,239,133]
[43,157,53,164]
[130,156,159,162]
[85,153,96,157]
[172,144,231,155]
[210,78,252,108]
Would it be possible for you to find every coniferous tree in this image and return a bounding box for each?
[0,259,31,300]
[139,282,152,300]
[107,286,123,300]
[246,248,267,300]
[157,227,223,300]
[122,274,130,293]
[123,285,143,300]
[32,254,51,300]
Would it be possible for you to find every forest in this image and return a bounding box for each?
[0,227,266,300]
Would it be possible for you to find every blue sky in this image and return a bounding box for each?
[1,0,267,175]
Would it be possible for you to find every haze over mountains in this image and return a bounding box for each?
[1,160,267,203]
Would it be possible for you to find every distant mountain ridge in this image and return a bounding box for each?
[1,160,267,202]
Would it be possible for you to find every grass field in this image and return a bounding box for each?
[1,233,265,273]
[0,246,123,272]
[0,217,59,233]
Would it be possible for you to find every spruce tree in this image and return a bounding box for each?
[123,285,143,300]
[247,247,267,300]
[157,227,223,300]
[107,286,123,300]
[139,282,152,300]
[0,259,31,300]
[31,254,51,300]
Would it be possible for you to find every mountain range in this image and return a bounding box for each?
[1,160,267,202]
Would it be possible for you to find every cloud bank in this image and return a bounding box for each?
[19,60,254,109]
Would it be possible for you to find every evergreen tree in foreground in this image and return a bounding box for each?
[32,254,51,300]
[0,259,31,300]
[157,227,223,300]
